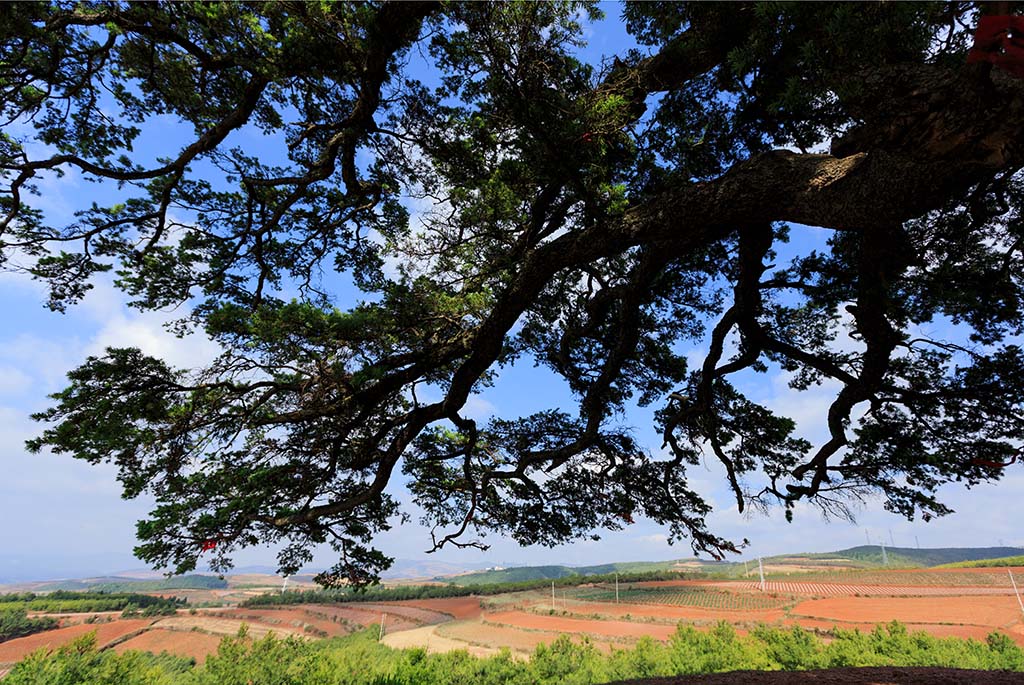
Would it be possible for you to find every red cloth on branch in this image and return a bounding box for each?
[967,15,1024,78]
[970,453,1019,469]
[200,540,217,552]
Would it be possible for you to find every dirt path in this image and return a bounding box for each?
[381,623,504,658]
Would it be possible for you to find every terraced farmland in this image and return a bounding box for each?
[759,568,1021,587]
[715,581,1017,596]
[569,584,792,610]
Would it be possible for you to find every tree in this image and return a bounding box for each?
[4,1,1023,584]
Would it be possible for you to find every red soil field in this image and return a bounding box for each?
[790,596,1023,628]
[348,602,452,625]
[0,619,152,664]
[113,629,223,664]
[379,596,484,620]
[559,600,786,624]
[297,604,420,632]
[437,619,621,654]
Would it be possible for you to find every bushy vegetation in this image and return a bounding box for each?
[242,570,692,607]
[0,608,58,643]
[6,622,1024,684]
[0,591,184,614]
[90,576,228,594]
[937,556,1024,569]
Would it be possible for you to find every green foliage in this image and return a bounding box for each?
[0,591,183,614]
[937,555,1024,569]
[6,1,1024,584]
[5,633,191,685]
[0,608,58,643]
[6,623,1024,684]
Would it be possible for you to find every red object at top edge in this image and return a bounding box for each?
[967,15,1024,78]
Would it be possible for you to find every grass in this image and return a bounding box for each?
[935,556,1024,569]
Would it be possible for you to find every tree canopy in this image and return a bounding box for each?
[4,1,1024,584]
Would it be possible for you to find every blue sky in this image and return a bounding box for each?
[2,4,1022,583]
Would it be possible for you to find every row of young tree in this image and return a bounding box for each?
[242,570,692,607]
[6,622,1024,685]
[0,591,184,614]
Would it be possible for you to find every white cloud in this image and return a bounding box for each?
[0,366,32,396]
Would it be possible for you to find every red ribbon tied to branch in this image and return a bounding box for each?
[200,540,217,552]
[968,15,1024,78]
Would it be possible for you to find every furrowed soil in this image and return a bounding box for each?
[485,610,680,641]
[790,596,1023,628]
[112,629,223,664]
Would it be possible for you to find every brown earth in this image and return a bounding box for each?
[348,602,452,625]
[610,667,1024,684]
[112,629,224,664]
[436,619,620,654]
[0,619,152,664]
[378,596,484,620]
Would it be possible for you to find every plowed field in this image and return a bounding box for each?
[791,596,1023,628]
[485,610,679,641]
[377,597,483,620]
[548,601,786,624]
[571,585,792,610]
[112,629,223,663]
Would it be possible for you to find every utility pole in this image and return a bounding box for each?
[615,573,619,604]
[551,581,556,611]
[889,529,895,547]
[915,535,920,549]
[758,558,766,592]
[865,529,871,545]
[880,541,889,566]
[1010,570,1024,618]
[743,560,749,577]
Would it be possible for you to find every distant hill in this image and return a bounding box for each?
[439,559,723,585]
[788,545,1024,568]
[439,547,1024,585]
